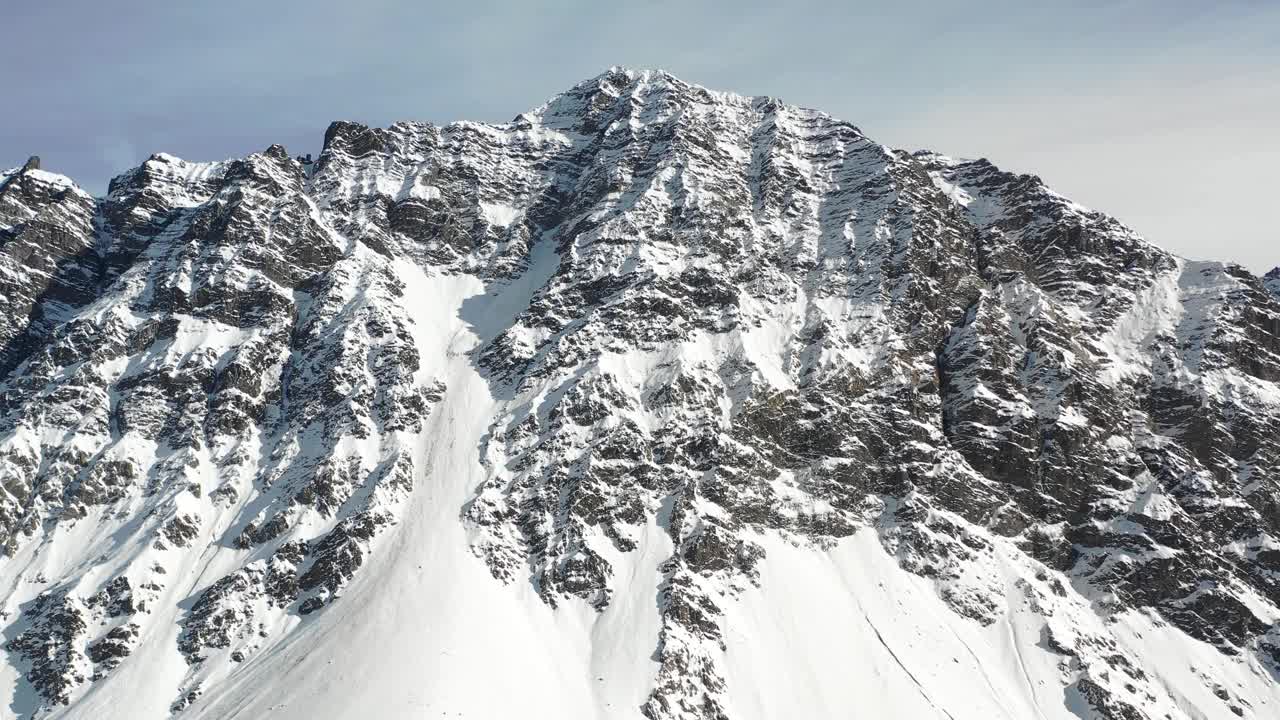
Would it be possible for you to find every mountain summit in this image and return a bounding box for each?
[1,68,1278,719]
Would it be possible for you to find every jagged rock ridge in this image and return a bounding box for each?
[0,68,1278,720]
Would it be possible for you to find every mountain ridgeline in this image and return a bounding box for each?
[1,68,1279,719]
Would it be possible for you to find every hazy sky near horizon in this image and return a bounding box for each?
[3,1,1276,271]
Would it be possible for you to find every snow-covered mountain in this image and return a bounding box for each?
[1,67,1278,720]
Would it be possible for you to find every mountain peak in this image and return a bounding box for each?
[1,71,1278,720]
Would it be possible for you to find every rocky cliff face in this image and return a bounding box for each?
[0,68,1278,720]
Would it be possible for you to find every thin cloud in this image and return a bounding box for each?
[1,0,1274,270]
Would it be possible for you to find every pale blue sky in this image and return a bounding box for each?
[2,1,1276,270]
